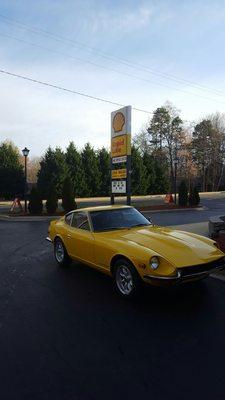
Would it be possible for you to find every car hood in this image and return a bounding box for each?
[117,226,223,267]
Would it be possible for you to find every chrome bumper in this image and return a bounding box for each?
[46,236,53,243]
[143,271,182,284]
[143,264,225,285]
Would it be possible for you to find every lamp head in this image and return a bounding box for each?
[22,147,30,157]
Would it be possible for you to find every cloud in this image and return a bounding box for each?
[1,0,225,158]
[89,5,153,35]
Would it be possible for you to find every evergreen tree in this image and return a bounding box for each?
[28,187,43,214]
[188,185,195,206]
[37,147,68,199]
[193,186,200,206]
[131,146,148,195]
[62,176,77,213]
[0,141,24,199]
[81,143,101,197]
[153,157,170,194]
[97,148,110,196]
[46,184,58,214]
[142,151,156,194]
[178,180,188,206]
[189,185,200,206]
[65,142,87,197]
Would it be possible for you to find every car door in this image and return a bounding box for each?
[65,211,95,264]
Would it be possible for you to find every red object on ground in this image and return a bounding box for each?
[165,194,174,203]
[10,198,23,212]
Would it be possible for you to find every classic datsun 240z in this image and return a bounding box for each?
[46,205,225,298]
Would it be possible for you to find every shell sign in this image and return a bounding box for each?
[111,169,127,179]
[111,106,131,138]
[111,134,131,157]
[111,106,131,157]
[112,112,125,133]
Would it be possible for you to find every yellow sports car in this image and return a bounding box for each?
[46,205,225,298]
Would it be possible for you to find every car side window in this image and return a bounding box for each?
[71,212,90,230]
[79,220,90,231]
[65,213,73,225]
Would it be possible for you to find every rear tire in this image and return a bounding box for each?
[113,258,142,298]
[54,238,71,268]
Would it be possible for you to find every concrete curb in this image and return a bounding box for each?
[0,206,207,222]
[0,214,60,222]
[142,206,207,214]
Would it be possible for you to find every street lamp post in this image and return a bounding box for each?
[174,158,178,205]
[22,147,30,213]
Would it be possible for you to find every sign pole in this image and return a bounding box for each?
[126,154,131,205]
[110,158,115,205]
[110,105,131,205]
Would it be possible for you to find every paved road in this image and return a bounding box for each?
[147,195,225,226]
[1,220,225,399]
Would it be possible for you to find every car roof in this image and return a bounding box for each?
[72,205,133,213]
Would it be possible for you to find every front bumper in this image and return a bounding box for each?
[143,257,225,286]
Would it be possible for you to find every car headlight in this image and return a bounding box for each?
[150,256,159,270]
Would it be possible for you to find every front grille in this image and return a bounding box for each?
[178,257,225,277]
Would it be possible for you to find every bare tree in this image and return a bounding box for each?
[27,157,41,183]
[192,113,225,191]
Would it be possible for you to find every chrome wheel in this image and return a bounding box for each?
[116,265,134,295]
[55,240,65,263]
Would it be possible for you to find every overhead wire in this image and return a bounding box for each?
[0,68,197,125]
[1,31,225,108]
[0,12,224,99]
[0,68,152,114]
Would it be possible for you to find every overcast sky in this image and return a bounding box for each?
[1,0,225,157]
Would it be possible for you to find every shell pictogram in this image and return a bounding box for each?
[113,112,125,133]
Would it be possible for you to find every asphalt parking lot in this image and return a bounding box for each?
[0,219,225,400]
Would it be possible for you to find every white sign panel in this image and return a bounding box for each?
[112,180,126,194]
[111,106,131,138]
[112,156,127,164]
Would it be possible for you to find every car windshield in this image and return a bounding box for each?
[90,208,151,232]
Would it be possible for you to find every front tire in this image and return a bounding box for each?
[54,238,71,267]
[113,259,142,298]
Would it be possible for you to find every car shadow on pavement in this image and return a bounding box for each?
[53,259,211,317]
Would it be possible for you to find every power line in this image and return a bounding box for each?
[1,31,225,107]
[0,68,196,125]
[0,67,153,114]
[0,12,224,99]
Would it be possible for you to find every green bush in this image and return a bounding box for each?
[194,187,200,205]
[46,185,58,214]
[178,180,188,207]
[189,186,200,206]
[188,185,195,206]
[28,187,43,215]
[62,176,77,213]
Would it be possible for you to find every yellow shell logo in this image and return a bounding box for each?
[113,112,125,133]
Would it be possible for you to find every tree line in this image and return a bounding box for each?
[134,102,225,193]
[0,141,170,200]
[1,101,225,200]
